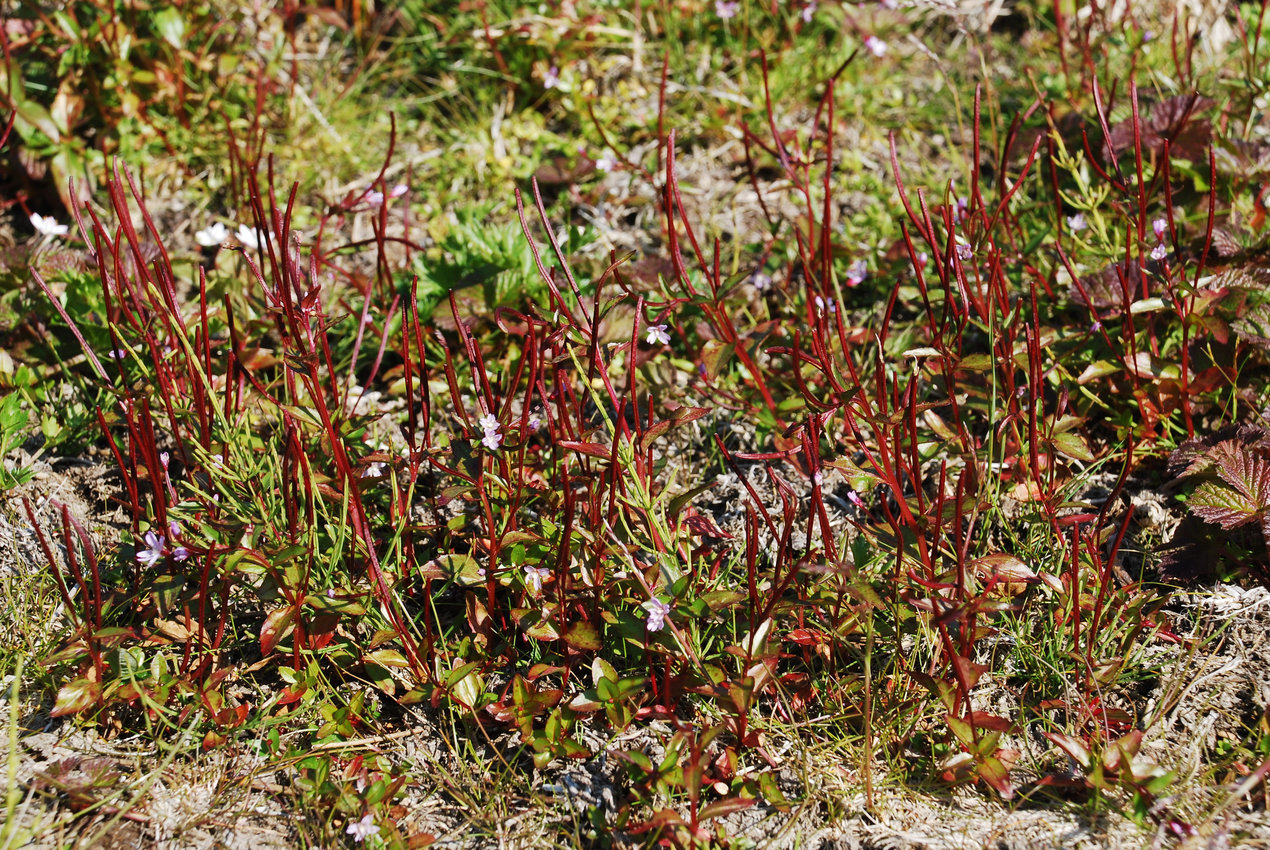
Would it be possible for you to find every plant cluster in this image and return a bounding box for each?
[4,0,1270,847]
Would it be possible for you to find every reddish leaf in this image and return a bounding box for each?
[699,795,756,822]
[51,677,101,717]
[557,440,612,459]
[563,620,602,651]
[260,606,296,656]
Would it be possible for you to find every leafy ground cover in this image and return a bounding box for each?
[3,0,1270,847]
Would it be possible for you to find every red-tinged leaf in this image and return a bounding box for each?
[671,406,711,426]
[1051,430,1096,462]
[972,554,1037,582]
[260,606,295,656]
[699,340,734,380]
[952,655,989,690]
[1045,732,1092,769]
[976,754,1015,800]
[786,628,826,646]
[965,712,1013,732]
[699,795,756,822]
[563,620,602,651]
[638,419,673,453]
[51,677,101,717]
[683,512,732,539]
[1190,481,1263,529]
[557,440,612,459]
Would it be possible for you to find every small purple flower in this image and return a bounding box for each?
[160,451,171,470]
[955,238,973,262]
[527,412,542,431]
[643,598,672,632]
[137,531,165,567]
[645,323,671,346]
[864,35,887,57]
[1066,213,1087,232]
[365,190,385,207]
[916,252,929,269]
[543,65,560,89]
[801,1,817,22]
[1152,218,1167,240]
[716,0,739,19]
[524,565,551,593]
[594,154,615,172]
[1150,243,1168,261]
[814,295,836,313]
[847,490,866,509]
[1090,320,1103,333]
[751,271,772,291]
[389,184,408,198]
[478,413,502,451]
[846,259,868,287]
[346,814,379,843]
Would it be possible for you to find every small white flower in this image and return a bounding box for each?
[716,0,739,19]
[751,271,772,291]
[1152,217,1167,240]
[917,251,929,269]
[543,65,560,89]
[195,222,229,247]
[137,531,165,567]
[346,814,379,843]
[30,213,69,238]
[802,1,817,22]
[482,429,502,451]
[160,451,171,470]
[361,461,387,478]
[814,295,836,313]
[235,225,262,250]
[1150,243,1168,261]
[365,190,385,207]
[211,453,224,468]
[643,598,672,632]
[645,323,671,346]
[594,155,615,172]
[864,35,887,57]
[524,565,551,593]
[389,184,409,198]
[846,259,868,287]
[1066,213,1087,232]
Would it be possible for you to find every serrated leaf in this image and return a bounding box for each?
[1189,441,1270,529]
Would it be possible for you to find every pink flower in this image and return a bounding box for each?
[1150,243,1168,261]
[645,323,671,346]
[716,0,739,19]
[846,259,868,287]
[346,814,379,843]
[543,66,560,89]
[137,531,165,567]
[801,1,817,22]
[524,565,551,593]
[864,35,887,57]
[643,598,672,631]
[1066,213,1087,232]
[1152,218,1167,240]
[478,413,502,450]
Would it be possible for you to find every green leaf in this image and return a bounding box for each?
[152,7,185,48]
[563,620,602,651]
